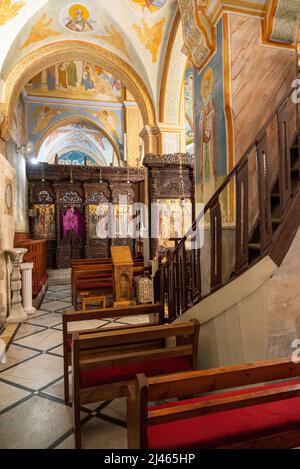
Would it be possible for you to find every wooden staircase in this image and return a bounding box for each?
[161,79,300,322]
[248,137,300,265]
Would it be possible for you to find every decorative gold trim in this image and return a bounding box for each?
[34,115,122,166]
[0,40,156,141]
[209,0,267,24]
[159,10,181,123]
[223,12,235,219]
[261,0,297,48]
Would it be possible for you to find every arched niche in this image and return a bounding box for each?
[35,115,122,167]
[0,41,157,151]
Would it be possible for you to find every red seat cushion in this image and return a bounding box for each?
[80,357,192,388]
[147,378,300,448]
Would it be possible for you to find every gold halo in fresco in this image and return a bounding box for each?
[68,4,90,20]
[201,67,214,97]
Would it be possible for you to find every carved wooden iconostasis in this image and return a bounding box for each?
[27,163,145,268]
[143,154,195,259]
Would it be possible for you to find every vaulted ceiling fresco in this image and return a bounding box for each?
[37,122,118,167]
[0,0,178,111]
[26,62,123,102]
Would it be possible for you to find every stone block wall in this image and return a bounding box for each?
[0,150,16,318]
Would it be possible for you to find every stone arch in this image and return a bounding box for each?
[35,115,122,166]
[159,12,187,125]
[0,41,157,144]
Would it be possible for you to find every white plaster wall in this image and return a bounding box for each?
[177,228,300,369]
[175,256,277,369]
[264,229,300,359]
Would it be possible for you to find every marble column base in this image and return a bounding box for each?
[6,305,27,324]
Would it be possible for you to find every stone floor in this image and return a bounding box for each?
[0,275,144,449]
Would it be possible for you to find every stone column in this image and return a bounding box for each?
[5,249,28,324]
[20,263,36,316]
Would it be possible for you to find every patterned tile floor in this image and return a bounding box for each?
[0,276,142,449]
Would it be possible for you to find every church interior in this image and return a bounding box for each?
[1,0,300,451]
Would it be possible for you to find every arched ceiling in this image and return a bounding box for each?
[0,0,179,114]
[37,121,120,166]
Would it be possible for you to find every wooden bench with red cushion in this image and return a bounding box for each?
[71,320,200,449]
[63,303,164,402]
[127,358,300,449]
[71,261,145,308]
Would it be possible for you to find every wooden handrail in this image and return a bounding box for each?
[162,77,300,320]
[168,80,299,259]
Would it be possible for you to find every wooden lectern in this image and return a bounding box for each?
[111,246,135,307]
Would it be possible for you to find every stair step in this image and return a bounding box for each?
[248,243,261,251]
[291,166,299,173]
[271,193,280,198]
[272,218,281,225]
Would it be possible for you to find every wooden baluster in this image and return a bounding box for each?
[178,243,187,314]
[235,159,249,273]
[168,257,175,321]
[174,247,180,318]
[277,102,292,216]
[210,196,222,291]
[190,220,202,302]
[256,133,272,254]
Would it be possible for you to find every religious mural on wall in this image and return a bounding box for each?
[34,204,56,240]
[157,199,192,250]
[89,204,109,239]
[132,18,166,63]
[194,18,228,211]
[20,13,61,50]
[27,102,124,159]
[11,95,24,146]
[0,0,24,26]
[26,63,123,102]
[130,1,167,12]
[58,151,98,166]
[184,63,194,154]
[60,3,99,33]
[38,123,117,167]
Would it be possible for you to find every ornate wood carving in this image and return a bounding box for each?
[143,153,195,259]
[27,164,145,267]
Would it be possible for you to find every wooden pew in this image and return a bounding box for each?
[72,267,113,308]
[71,259,145,308]
[63,303,164,402]
[127,358,300,449]
[72,266,146,309]
[71,256,143,268]
[71,320,200,448]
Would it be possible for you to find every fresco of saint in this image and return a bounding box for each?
[131,0,167,12]
[199,67,216,203]
[82,66,94,91]
[67,61,78,87]
[34,205,56,239]
[65,5,93,32]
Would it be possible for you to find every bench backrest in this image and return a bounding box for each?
[72,320,200,377]
[63,303,164,356]
[128,358,300,448]
[71,256,143,267]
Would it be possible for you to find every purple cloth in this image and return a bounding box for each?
[61,207,84,239]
